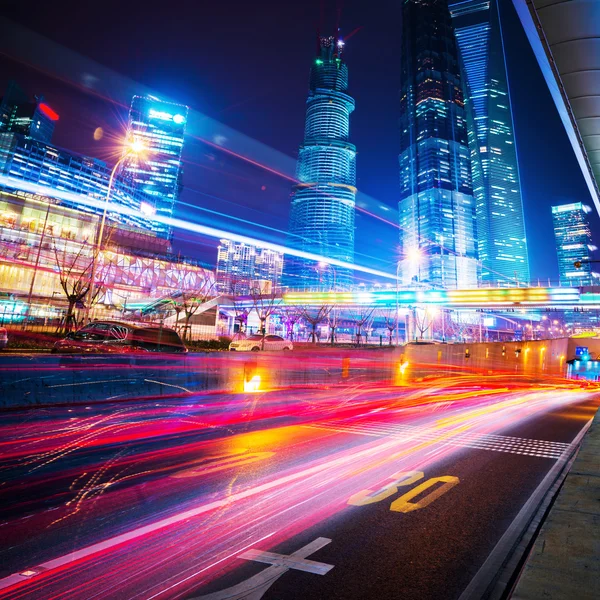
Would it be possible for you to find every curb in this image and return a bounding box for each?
[510,407,600,599]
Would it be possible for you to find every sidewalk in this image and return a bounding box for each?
[511,407,600,599]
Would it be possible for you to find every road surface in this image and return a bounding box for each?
[0,375,597,599]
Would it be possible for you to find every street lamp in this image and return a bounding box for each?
[395,260,401,346]
[84,139,150,323]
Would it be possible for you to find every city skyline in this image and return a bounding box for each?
[0,1,597,284]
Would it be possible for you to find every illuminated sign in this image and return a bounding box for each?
[38,103,59,121]
[148,108,186,125]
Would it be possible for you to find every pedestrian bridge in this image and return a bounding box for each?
[278,287,600,310]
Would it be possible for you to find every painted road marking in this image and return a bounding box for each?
[389,475,460,513]
[0,435,403,592]
[305,421,570,459]
[348,471,424,506]
[192,537,333,600]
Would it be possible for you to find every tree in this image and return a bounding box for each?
[227,277,249,338]
[177,277,217,342]
[351,305,375,346]
[299,305,331,344]
[280,305,302,341]
[445,311,479,342]
[414,307,436,340]
[53,241,107,333]
[249,282,281,349]
[327,306,340,345]
[381,308,399,345]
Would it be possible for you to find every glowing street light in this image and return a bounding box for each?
[85,139,149,323]
[140,201,156,216]
[406,246,423,265]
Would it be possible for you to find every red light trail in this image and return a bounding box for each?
[0,374,596,599]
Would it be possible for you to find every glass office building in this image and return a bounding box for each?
[399,0,479,289]
[552,202,596,286]
[0,81,57,144]
[123,96,189,239]
[285,35,356,290]
[216,239,283,295]
[449,0,529,285]
[0,132,149,231]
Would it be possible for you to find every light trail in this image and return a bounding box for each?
[0,377,596,599]
[0,175,398,282]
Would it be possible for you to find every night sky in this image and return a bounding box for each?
[1,0,597,282]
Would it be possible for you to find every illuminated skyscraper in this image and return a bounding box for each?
[216,239,283,295]
[399,0,479,289]
[123,96,188,239]
[285,35,356,289]
[0,81,58,143]
[449,0,529,284]
[552,202,596,286]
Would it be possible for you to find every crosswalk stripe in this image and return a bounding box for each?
[303,420,569,459]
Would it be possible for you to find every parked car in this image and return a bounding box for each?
[0,327,7,350]
[52,321,187,354]
[229,334,293,352]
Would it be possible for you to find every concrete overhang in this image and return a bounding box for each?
[513,0,600,215]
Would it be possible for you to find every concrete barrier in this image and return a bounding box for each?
[0,350,397,408]
[511,407,600,599]
[0,339,570,409]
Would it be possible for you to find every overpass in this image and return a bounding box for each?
[513,0,600,214]
[273,286,600,310]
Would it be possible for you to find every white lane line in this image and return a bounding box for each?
[0,434,402,592]
[303,423,569,458]
[143,379,192,393]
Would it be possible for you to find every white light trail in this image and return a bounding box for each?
[0,176,398,281]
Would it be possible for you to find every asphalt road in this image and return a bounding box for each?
[0,376,597,600]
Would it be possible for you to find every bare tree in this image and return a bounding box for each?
[445,311,478,342]
[177,277,217,342]
[327,306,340,345]
[227,276,249,338]
[54,242,107,333]
[300,305,332,344]
[381,308,399,346]
[414,307,436,340]
[351,305,375,346]
[249,282,281,349]
[280,305,302,341]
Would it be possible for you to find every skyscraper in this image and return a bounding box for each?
[216,239,283,295]
[0,81,58,143]
[552,202,596,286]
[449,0,529,285]
[123,96,188,239]
[399,0,479,289]
[285,35,356,290]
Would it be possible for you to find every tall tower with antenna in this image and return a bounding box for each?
[285,34,356,290]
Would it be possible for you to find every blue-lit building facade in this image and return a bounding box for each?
[0,81,57,144]
[399,0,479,289]
[449,0,529,285]
[0,132,150,230]
[552,202,596,286]
[285,36,356,290]
[0,85,212,325]
[123,96,188,240]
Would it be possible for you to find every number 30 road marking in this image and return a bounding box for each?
[347,471,459,513]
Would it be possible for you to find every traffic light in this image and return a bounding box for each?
[574,261,582,269]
